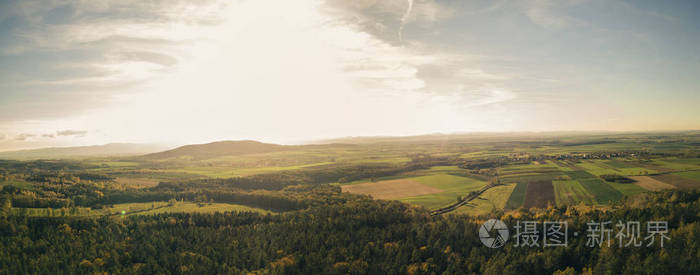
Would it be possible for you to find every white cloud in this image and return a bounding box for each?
[524,0,583,30]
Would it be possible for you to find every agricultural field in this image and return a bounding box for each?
[553,180,595,206]
[574,160,658,176]
[342,166,489,209]
[169,161,334,178]
[652,173,700,189]
[629,176,676,191]
[340,179,442,200]
[578,178,623,204]
[523,181,556,208]
[399,174,488,209]
[454,183,516,216]
[505,182,528,209]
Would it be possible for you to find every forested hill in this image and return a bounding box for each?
[141,140,291,160]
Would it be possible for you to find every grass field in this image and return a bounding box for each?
[651,159,700,171]
[399,174,488,209]
[575,160,658,176]
[553,180,595,206]
[564,170,597,180]
[676,170,700,181]
[604,180,647,196]
[340,166,489,209]
[454,184,516,216]
[340,179,442,199]
[578,178,623,204]
[505,182,528,209]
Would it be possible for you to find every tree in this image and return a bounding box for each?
[1,195,11,217]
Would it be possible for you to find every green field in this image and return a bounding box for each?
[455,184,516,216]
[676,170,700,181]
[398,174,488,209]
[605,180,647,196]
[505,182,528,209]
[578,178,624,204]
[652,159,700,170]
[553,180,595,206]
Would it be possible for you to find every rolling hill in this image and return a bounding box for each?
[142,140,291,160]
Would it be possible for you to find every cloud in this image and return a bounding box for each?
[324,0,453,43]
[0,134,5,140]
[461,89,518,107]
[524,0,583,30]
[0,0,229,122]
[112,51,178,67]
[57,130,87,137]
[41,133,55,138]
[15,133,35,141]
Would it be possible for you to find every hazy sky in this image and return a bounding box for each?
[1,0,699,150]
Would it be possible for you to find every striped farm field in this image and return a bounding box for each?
[578,178,623,204]
[553,180,595,206]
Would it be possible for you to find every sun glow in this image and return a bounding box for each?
[34,0,477,146]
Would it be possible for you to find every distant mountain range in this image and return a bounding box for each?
[0,143,171,160]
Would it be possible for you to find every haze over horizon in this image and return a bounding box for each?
[2,0,700,151]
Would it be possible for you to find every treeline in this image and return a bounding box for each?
[1,190,700,274]
[600,174,637,183]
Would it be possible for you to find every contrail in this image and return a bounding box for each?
[399,0,414,41]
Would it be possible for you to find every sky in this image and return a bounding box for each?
[0,0,699,151]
